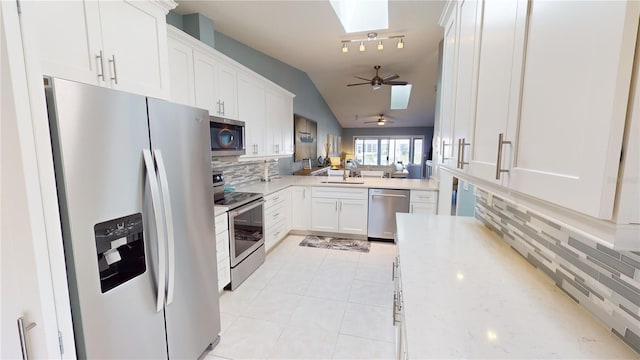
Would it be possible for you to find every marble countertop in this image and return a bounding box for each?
[395,214,637,359]
[231,175,438,195]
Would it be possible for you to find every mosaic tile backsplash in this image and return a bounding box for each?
[211,157,279,187]
[474,188,640,353]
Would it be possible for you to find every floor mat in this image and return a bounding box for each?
[299,235,370,253]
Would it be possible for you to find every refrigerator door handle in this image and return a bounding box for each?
[143,149,166,313]
[154,150,175,305]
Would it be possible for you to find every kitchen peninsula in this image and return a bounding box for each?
[394,214,638,358]
[231,175,438,194]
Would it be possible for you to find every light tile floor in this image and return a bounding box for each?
[206,235,397,360]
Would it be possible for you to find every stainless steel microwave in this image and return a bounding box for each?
[210,116,245,156]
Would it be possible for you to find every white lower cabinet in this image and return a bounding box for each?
[290,186,311,230]
[214,212,230,291]
[410,190,438,215]
[264,188,291,251]
[393,256,407,360]
[311,187,368,236]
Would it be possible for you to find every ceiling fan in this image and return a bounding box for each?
[363,114,396,126]
[347,65,408,90]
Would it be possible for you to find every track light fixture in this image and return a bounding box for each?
[340,32,405,53]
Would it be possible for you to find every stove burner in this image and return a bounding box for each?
[214,191,263,209]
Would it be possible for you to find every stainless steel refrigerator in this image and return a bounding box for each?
[46,78,221,358]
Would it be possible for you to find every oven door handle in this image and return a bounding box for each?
[230,199,265,217]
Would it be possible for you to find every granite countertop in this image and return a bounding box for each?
[395,214,637,358]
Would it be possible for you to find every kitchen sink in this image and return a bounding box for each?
[320,180,365,185]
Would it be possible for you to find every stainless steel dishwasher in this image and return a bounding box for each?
[368,188,410,241]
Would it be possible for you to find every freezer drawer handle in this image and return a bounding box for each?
[154,150,175,305]
[143,149,166,312]
[17,317,36,360]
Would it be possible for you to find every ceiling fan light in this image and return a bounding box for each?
[377,40,384,51]
[359,41,365,52]
[397,37,404,49]
[377,120,385,126]
[372,84,382,90]
[342,43,349,53]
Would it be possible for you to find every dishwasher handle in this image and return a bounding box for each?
[371,193,407,198]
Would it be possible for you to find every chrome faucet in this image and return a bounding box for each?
[343,167,348,180]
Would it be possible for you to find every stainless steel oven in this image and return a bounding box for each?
[216,191,265,290]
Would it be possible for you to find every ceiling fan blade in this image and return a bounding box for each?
[354,76,371,82]
[363,121,380,124]
[347,82,370,86]
[384,81,409,86]
[382,74,399,81]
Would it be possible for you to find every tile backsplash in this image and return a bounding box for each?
[474,187,640,353]
[212,157,279,187]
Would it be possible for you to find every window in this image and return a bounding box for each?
[353,136,424,168]
[413,139,423,164]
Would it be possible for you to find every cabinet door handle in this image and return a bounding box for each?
[460,138,470,169]
[392,260,396,280]
[456,138,461,168]
[17,317,37,360]
[410,204,414,213]
[109,55,118,84]
[96,51,105,81]
[220,101,225,116]
[392,292,398,325]
[495,133,512,180]
[303,188,306,198]
[441,140,449,163]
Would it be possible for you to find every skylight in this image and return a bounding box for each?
[390,84,412,109]
[330,0,388,33]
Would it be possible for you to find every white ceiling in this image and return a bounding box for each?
[174,1,445,129]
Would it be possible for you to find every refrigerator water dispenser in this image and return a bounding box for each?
[95,213,146,293]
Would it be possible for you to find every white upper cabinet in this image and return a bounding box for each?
[436,5,458,169]
[439,0,639,224]
[167,29,195,106]
[467,0,527,185]
[20,1,102,85]
[20,0,173,99]
[164,27,295,158]
[451,0,481,171]
[266,86,294,156]
[509,1,639,219]
[193,49,238,119]
[237,72,266,156]
[193,49,219,116]
[215,61,239,119]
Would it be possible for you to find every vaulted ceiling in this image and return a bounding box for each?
[175,1,445,128]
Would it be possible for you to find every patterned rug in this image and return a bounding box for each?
[299,235,370,253]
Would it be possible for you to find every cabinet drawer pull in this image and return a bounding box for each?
[495,133,512,180]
